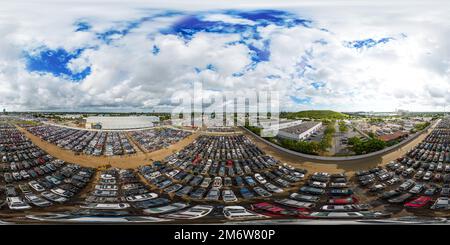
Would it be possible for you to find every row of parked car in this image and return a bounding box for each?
[1,122,95,210]
[138,135,306,203]
[356,118,450,211]
[1,125,68,184]
[25,125,136,156]
[5,163,94,210]
[242,171,389,219]
[181,135,265,161]
[129,128,191,153]
[82,168,164,210]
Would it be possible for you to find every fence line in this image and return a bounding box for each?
[241,120,437,163]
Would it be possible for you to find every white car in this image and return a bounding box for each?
[24,194,52,207]
[145,171,161,179]
[7,197,32,210]
[423,171,432,181]
[166,169,180,178]
[95,185,118,191]
[275,198,315,209]
[212,177,223,189]
[282,163,295,171]
[41,191,68,203]
[386,177,400,185]
[309,181,327,188]
[292,171,305,179]
[320,204,369,212]
[264,183,283,193]
[431,197,450,210]
[309,212,365,219]
[313,172,331,177]
[51,188,74,198]
[254,173,267,184]
[223,206,268,220]
[253,187,272,197]
[126,193,158,202]
[162,205,213,220]
[200,177,212,188]
[330,182,347,188]
[28,181,45,192]
[289,193,320,203]
[222,189,238,203]
[100,174,115,180]
[144,203,189,214]
[80,203,130,210]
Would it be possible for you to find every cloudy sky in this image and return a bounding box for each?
[0,0,449,112]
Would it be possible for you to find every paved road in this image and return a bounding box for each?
[242,121,437,174]
[16,125,200,169]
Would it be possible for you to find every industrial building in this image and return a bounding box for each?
[85,116,159,130]
[277,121,322,141]
[259,119,304,137]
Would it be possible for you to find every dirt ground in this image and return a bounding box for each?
[240,125,434,175]
[17,124,434,174]
[0,124,440,223]
[17,126,200,169]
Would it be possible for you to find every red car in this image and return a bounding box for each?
[251,202,284,213]
[328,196,358,205]
[404,196,432,208]
[250,202,299,217]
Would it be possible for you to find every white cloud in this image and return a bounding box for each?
[0,0,449,112]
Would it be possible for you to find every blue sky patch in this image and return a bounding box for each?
[194,64,217,73]
[248,39,271,62]
[266,74,281,79]
[74,21,91,32]
[314,39,328,45]
[206,64,216,71]
[290,96,312,104]
[24,47,91,81]
[152,45,160,55]
[311,81,325,89]
[228,9,312,28]
[96,10,182,44]
[161,15,255,40]
[344,37,394,49]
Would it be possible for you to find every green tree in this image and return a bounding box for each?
[338,121,348,132]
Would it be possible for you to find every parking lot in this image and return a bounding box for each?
[352,118,450,215]
[129,128,191,153]
[0,122,95,214]
[1,118,449,223]
[25,125,137,156]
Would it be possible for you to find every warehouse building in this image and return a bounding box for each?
[85,116,159,130]
[277,121,322,141]
[259,119,303,137]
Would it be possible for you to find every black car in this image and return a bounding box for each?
[234,176,244,186]
[388,193,413,204]
[132,198,170,209]
[190,188,206,199]
[380,190,401,200]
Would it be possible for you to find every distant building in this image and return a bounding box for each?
[91,123,102,129]
[259,119,304,137]
[378,131,408,142]
[85,116,159,130]
[277,121,322,141]
[60,114,83,119]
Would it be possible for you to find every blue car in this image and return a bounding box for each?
[235,176,244,186]
[240,187,255,199]
[244,176,256,186]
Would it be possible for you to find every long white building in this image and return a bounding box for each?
[85,116,159,130]
[277,121,322,141]
[259,119,304,137]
